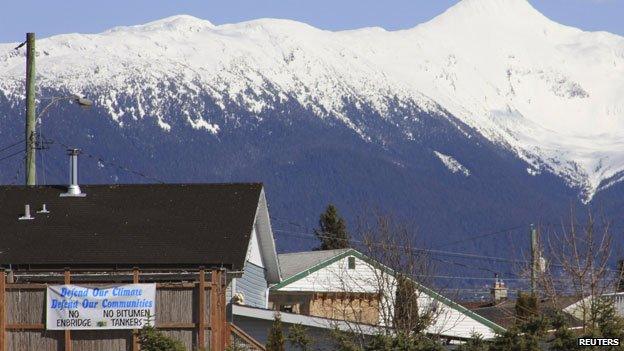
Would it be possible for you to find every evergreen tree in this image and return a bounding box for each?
[458,332,489,351]
[394,274,427,333]
[330,328,362,351]
[550,313,578,351]
[515,292,539,324]
[590,297,624,342]
[266,313,286,351]
[287,323,311,351]
[314,204,350,250]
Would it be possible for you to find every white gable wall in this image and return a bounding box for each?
[278,254,386,293]
[246,227,264,268]
[418,295,498,339]
[230,227,269,308]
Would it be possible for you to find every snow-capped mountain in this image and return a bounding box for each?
[0,0,623,257]
[1,0,623,201]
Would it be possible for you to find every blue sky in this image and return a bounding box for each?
[1,0,622,42]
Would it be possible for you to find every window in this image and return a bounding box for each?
[430,300,440,313]
[348,256,356,269]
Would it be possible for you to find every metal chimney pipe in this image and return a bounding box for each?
[19,204,34,220]
[60,148,86,197]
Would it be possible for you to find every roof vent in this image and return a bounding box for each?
[37,204,50,214]
[60,149,86,198]
[19,204,34,220]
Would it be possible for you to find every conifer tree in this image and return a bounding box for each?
[287,323,311,351]
[266,313,285,351]
[515,292,539,323]
[393,274,427,333]
[314,204,350,250]
[550,313,577,351]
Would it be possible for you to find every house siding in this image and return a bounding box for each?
[277,255,382,293]
[236,260,268,308]
[418,295,498,339]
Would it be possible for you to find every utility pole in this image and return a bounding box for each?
[25,32,36,186]
[530,223,538,295]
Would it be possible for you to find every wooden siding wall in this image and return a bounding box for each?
[309,292,380,325]
[0,269,228,351]
[235,261,268,309]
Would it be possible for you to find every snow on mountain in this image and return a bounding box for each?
[434,151,471,177]
[1,0,623,199]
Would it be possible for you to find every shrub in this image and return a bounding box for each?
[138,325,186,351]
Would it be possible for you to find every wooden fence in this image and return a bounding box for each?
[0,269,229,351]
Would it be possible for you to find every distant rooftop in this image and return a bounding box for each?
[463,296,584,329]
[277,248,351,279]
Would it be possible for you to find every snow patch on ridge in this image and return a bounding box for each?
[434,151,471,177]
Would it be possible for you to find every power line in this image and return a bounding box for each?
[10,155,24,185]
[270,215,310,230]
[433,225,525,249]
[272,227,527,277]
[0,139,25,154]
[418,274,529,282]
[49,137,165,184]
[270,217,529,258]
[429,256,520,278]
[272,227,622,273]
[272,228,529,264]
[0,150,25,163]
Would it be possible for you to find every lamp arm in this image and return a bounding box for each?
[36,96,73,121]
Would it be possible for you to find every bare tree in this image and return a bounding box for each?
[536,212,620,330]
[358,212,441,334]
[318,211,477,349]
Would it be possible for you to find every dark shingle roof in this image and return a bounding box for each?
[0,183,262,270]
[464,297,584,329]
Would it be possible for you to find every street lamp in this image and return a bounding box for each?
[37,95,93,120]
[25,94,94,185]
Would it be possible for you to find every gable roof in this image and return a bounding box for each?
[271,248,506,334]
[250,188,281,283]
[278,248,350,280]
[0,183,263,270]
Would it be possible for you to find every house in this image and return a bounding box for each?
[464,294,583,331]
[0,153,279,351]
[267,248,505,340]
[563,292,624,321]
[231,249,384,351]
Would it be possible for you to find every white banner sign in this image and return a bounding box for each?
[46,284,156,330]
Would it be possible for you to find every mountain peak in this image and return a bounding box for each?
[450,0,539,15]
[453,0,535,12]
[107,15,215,34]
[425,0,553,30]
